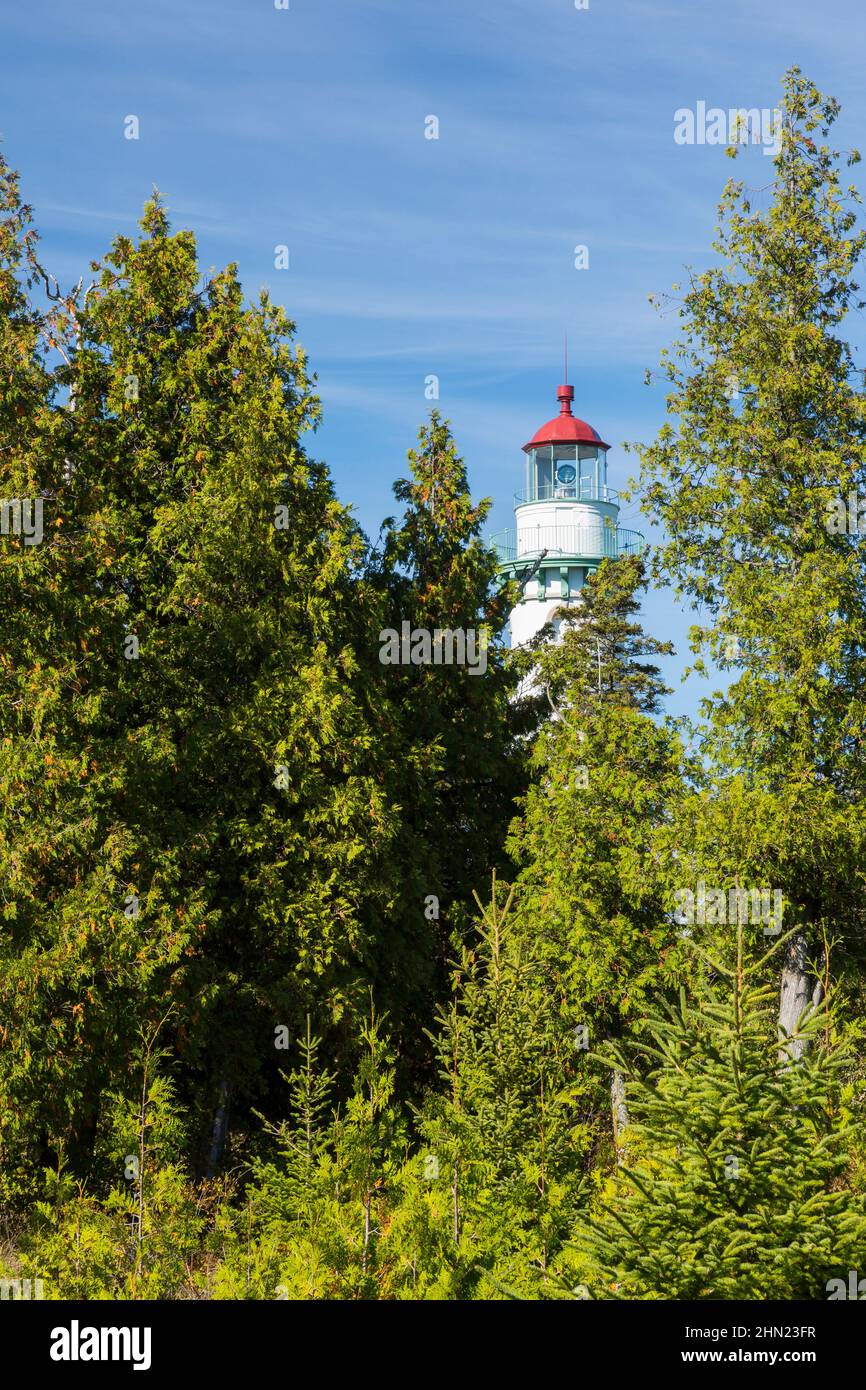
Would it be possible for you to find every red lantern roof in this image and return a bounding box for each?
[522,384,610,453]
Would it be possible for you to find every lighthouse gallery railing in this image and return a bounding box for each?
[491,524,645,565]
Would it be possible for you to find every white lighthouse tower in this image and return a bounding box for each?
[493,382,643,646]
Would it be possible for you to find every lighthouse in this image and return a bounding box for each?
[492,383,643,646]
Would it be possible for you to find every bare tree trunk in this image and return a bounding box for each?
[205,1078,230,1177]
[452,1164,460,1245]
[611,1069,629,1164]
[778,930,823,1064]
[362,1192,371,1271]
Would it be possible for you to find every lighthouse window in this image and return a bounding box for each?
[576,447,598,498]
[551,445,578,498]
[532,447,554,500]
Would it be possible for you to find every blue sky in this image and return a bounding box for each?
[4,0,865,717]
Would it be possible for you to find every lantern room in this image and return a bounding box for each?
[522,384,612,503]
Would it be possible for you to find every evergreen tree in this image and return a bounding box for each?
[637,67,866,1032]
[0,190,409,1193]
[403,881,586,1298]
[0,152,72,1198]
[377,411,525,896]
[2,89,865,1305]
[212,1017,341,1300]
[10,1030,209,1300]
[572,929,866,1299]
[507,558,692,1133]
[216,1005,406,1300]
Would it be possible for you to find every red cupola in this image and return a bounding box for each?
[523,383,610,453]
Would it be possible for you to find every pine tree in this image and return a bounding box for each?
[572,928,866,1299]
[401,881,586,1298]
[507,557,692,1150]
[331,1002,405,1287]
[531,553,675,717]
[637,67,866,1038]
[372,412,526,989]
[214,1016,341,1300]
[216,1005,406,1300]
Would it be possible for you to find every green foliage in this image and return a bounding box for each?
[213,1004,406,1300]
[409,883,589,1297]
[573,933,866,1299]
[8,1043,212,1299]
[508,558,693,1037]
[0,183,522,1200]
[370,412,527,994]
[629,76,866,1170]
[2,68,866,1302]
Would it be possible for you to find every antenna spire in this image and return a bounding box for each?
[558,333,574,414]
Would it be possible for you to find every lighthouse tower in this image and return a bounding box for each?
[492,383,643,646]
